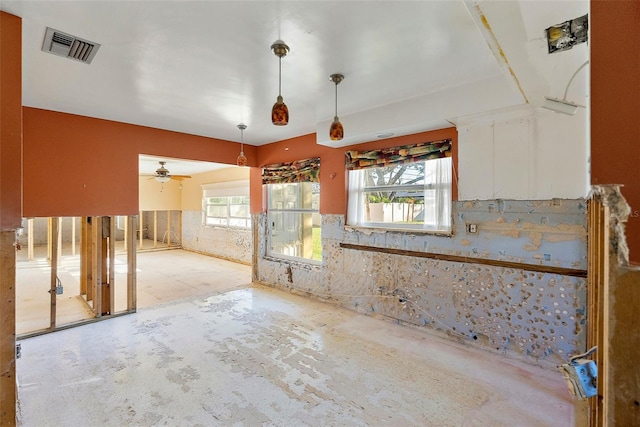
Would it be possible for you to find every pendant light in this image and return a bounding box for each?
[236,123,248,167]
[271,40,290,126]
[329,73,344,141]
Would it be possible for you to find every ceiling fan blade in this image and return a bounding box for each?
[171,175,192,181]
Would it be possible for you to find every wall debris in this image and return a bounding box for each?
[256,199,588,364]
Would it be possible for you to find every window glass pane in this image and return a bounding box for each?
[208,196,227,204]
[229,195,249,204]
[364,163,425,188]
[229,204,249,218]
[267,181,321,262]
[348,157,451,232]
[268,183,315,210]
[207,205,227,218]
[363,188,425,224]
[268,211,321,261]
[203,192,250,229]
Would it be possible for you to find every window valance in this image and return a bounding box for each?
[262,157,320,184]
[345,139,451,170]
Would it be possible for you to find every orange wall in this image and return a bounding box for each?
[23,107,459,220]
[251,127,458,215]
[253,133,347,214]
[0,12,23,230]
[591,0,640,264]
[23,108,257,217]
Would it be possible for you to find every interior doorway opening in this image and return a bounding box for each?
[16,216,137,337]
[137,210,182,251]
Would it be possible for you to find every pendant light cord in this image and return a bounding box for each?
[335,81,338,117]
[278,57,282,97]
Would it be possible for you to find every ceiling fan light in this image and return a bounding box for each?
[272,96,289,126]
[154,161,172,183]
[330,117,344,141]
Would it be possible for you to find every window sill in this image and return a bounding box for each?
[344,224,452,237]
[203,224,251,231]
[263,254,323,269]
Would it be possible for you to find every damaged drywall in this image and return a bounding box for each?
[591,185,632,266]
[182,211,252,264]
[256,199,588,364]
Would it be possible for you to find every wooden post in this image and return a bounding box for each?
[1,12,21,425]
[179,210,182,245]
[0,231,17,425]
[109,216,116,315]
[101,223,108,315]
[49,217,59,329]
[153,210,158,249]
[587,197,609,425]
[126,215,137,312]
[80,217,87,297]
[27,218,34,261]
[589,187,640,426]
[139,211,144,250]
[167,211,171,247]
[72,216,76,255]
[123,215,128,252]
[609,267,640,425]
[82,217,94,300]
[92,217,102,316]
[47,217,52,260]
[57,217,62,262]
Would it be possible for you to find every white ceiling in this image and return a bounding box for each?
[138,154,229,176]
[1,1,589,173]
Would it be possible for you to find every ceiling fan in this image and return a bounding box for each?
[151,161,191,183]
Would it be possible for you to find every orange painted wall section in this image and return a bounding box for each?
[251,128,458,216]
[253,133,348,214]
[591,1,640,264]
[23,108,256,217]
[0,12,23,230]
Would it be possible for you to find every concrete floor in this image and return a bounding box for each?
[16,241,250,335]
[16,249,582,426]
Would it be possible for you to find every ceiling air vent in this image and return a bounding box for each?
[42,27,100,64]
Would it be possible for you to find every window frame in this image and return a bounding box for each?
[347,157,452,234]
[266,181,322,265]
[201,180,250,229]
[204,195,250,228]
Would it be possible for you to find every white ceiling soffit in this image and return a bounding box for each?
[1,1,589,147]
[138,155,229,176]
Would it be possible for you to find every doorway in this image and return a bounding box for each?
[16,216,137,336]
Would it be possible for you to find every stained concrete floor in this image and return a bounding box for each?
[16,241,250,335]
[16,249,582,426]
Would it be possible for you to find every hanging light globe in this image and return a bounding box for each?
[271,40,290,126]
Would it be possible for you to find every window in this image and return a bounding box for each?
[267,182,320,262]
[346,140,452,233]
[202,180,250,228]
[204,195,250,228]
[263,157,321,263]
